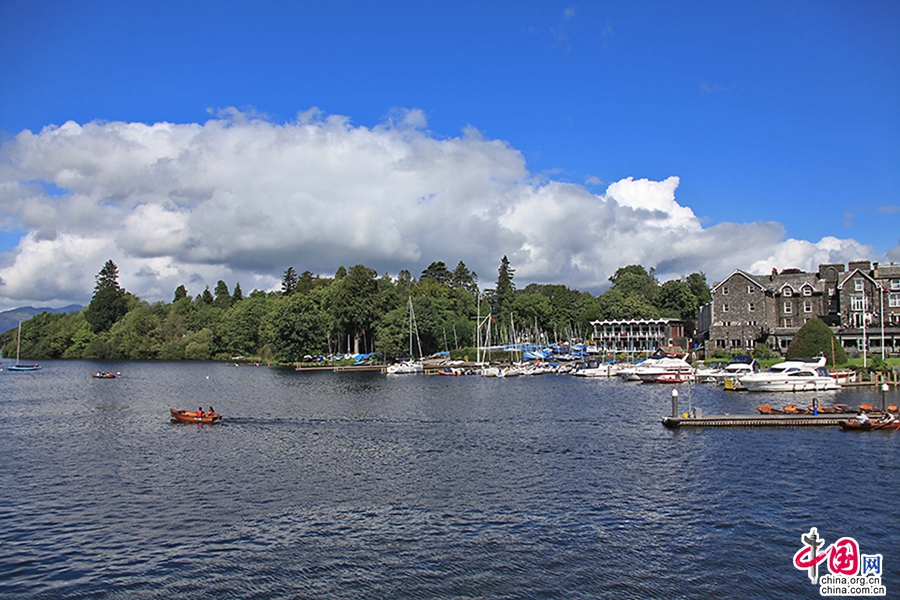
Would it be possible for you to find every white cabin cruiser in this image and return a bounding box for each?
[385,360,424,374]
[739,357,838,392]
[634,357,695,383]
[712,356,760,389]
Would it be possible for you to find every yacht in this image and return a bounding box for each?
[694,360,729,382]
[634,357,695,383]
[385,360,423,374]
[712,355,760,389]
[739,357,838,392]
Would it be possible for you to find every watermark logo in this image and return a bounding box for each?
[793,527,886,596]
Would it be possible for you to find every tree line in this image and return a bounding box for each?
[1,258,711,364]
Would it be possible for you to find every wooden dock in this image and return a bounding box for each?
[661,413,852,428]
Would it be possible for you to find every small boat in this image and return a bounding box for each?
[812,403,851,414]
[92,371,117,379]
[840,418,900,431]
[170,408,222,424]
[437,368,465,376]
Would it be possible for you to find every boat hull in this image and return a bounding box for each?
[840,420,900,431]
[741,378,838,392]
[170,408,222,424]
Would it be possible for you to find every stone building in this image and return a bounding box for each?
[834,261,900,355]
[702,261,900,357]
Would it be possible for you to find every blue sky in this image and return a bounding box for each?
[0,1,898,309]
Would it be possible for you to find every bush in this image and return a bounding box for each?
[751,343,777,360]
[785,318,846,366]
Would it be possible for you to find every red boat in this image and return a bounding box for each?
[92,371,117,379]
[170,408,222,424]
[654,373,691,383]
[840,418,899,431]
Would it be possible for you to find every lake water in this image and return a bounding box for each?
[1,360,897,599]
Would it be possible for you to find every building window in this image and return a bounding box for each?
[891,279,900,290]
[783,288,792,297]
[890,293,900,308]
[722,286,729,295]
[748,302,755,312]
[803,301,812,313]
[851,295,865,311]
[722,304,729,312]
[803,287,812,296]
[784,302,792,314]
[855,279,863,291]
[748,285,755,294]
[781,318,793,328]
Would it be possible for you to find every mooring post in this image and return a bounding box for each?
[671,389,679,418]
[882,382,889,413]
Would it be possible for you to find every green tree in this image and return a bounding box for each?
[609,265,658,304]
[451,261,479,295]
[396,269,415,292]
[84,259,128,333]
[598,288,659,320]
[183,328,214,360]
[282,267,298,296]
[421,261,451,285]
[174,284,188,302]
[214,280,232,309]
[327,264,381,354]
[685,272,711,305]
[220,295,269,356]
[232,283,243,302]
[108,304,161,360]
[271,294,330,362]
[785,318,846,366]
[494,255,516,323]
[655,280,699,320]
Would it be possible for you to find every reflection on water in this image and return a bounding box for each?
[0,360,897,599]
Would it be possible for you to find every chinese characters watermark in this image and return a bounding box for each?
[793,528,886,597]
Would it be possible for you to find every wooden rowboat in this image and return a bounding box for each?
[170,408,222,424]
[92,371,117,379]
[840,419,900,431]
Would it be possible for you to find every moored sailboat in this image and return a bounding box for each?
[7,322,41,371]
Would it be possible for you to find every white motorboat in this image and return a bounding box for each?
[694,360,729,382]
[634,357,695,383]
[712,356,760,389]
[572,360,618,377]
[385,360,423,374]
[739,357,838,392]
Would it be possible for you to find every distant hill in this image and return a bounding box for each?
[0,305,83,335]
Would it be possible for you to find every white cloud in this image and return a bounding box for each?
[0,108,884,310]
